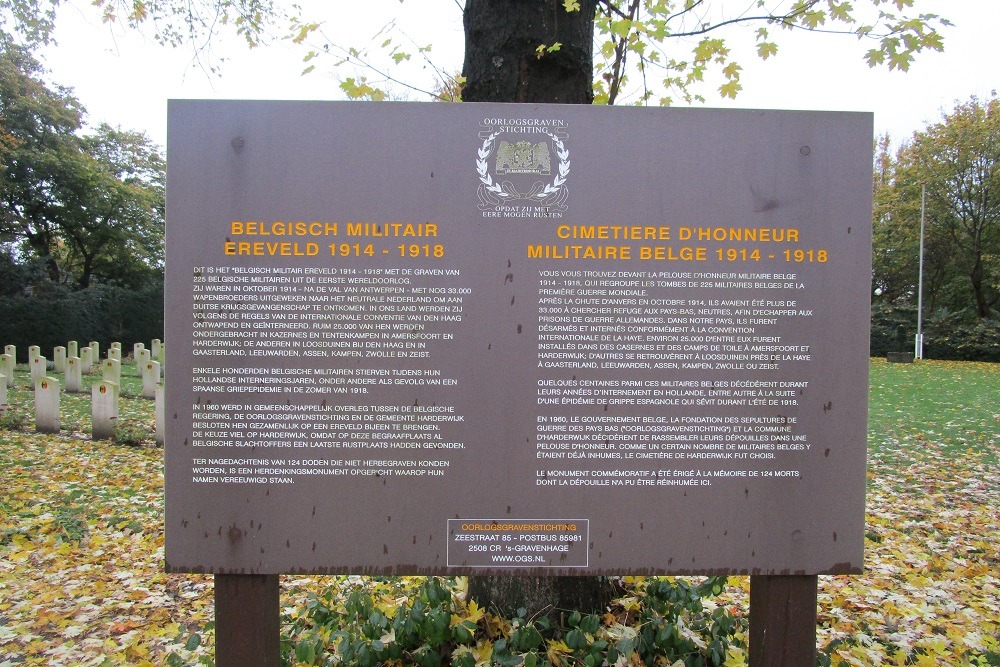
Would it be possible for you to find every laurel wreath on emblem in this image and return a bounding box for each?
[476,131,570,202]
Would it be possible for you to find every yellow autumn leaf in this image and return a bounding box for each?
[546,638,572,665]
[724,646,747,666]
[466,599,485,623]
[10,533,32,550]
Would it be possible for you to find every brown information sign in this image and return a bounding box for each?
[165,100,871,575]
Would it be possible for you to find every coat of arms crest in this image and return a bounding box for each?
[477,128,569,213]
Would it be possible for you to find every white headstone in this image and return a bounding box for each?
[34,377,60,434]
[80,346,94,374]
[53,346,67,372]
[91,380,119,440]
[30,355,47,382]
[151,339,162,360]
[141,360,161,399]
[0,374,6,405]
[136,348,152,367]
[28,345,40,360]
[110,342,122,351]
[133,342,146,362]
[88,341,100,362]
[0,353,13,388]
[158,343,165,367]
[67,341,78,358]
[65,357,83,393]
[3,344,14,360]
[102,358,121,386]
[108,347,121,363]
[155,383,165,446]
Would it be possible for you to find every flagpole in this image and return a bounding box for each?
[915,185,926,359]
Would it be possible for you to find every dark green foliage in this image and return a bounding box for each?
[0,249,48,297]
[280,576,744,667]
[1,39,164,291]
[870,302,918,356]
[53,506,88,543]
[113,418,152,447]
[922,315,1000,362]
[870,303,1000,362]
[0,282,163,362]
[630,577,736,667]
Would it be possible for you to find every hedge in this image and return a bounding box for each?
[871,302,1000,362]
[0,284,163,363]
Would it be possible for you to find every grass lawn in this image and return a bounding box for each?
[0,359,997,666]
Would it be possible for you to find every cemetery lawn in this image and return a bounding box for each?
[0,359,998,666]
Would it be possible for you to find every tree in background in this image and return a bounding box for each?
[0,35,83,283]
[875,94,1000,320]
[909,95,1000,319]
[871,134,920,304]
[58,124,165,288]
[0,38,164,291]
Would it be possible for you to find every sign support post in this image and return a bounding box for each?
[749,575,819,666]
[215,574,281,667]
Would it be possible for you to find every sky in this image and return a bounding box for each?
[36,0,997,151]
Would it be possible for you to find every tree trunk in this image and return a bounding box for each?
[467,575,621,622]
[969,253,990,318]
[461,0,612,621]
[79,253,93,288]
[462,0,596,104]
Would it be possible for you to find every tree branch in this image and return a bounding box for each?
[664,1,823,39]
[606,0,640,104]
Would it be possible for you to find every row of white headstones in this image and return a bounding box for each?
[0,341,166,444]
